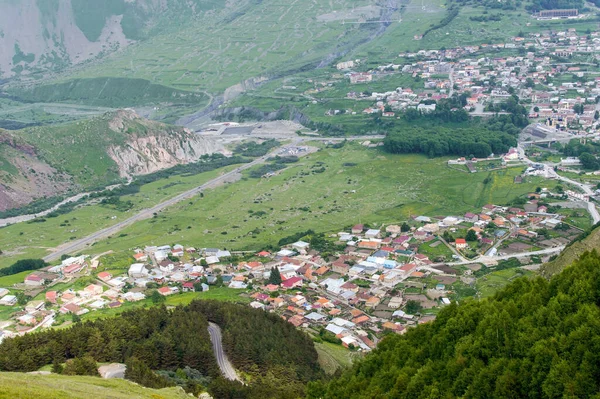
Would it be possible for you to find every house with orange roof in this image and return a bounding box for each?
[455,238,467,249]
[365,296,381,308]
[133,253,148,262]
[97,271,112,282]
[357,241,380,250]
[314,266,329,276]
[329,308,341,316]
[46,291,58,304]
[352,315,370,324]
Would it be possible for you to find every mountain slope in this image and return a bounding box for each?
[541,224,600,277]
[0,0,228,80]
[0,110,223,211]
[309,250,600,399]
[0,372,191,399]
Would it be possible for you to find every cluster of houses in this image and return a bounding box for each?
[325,28,600,137]
[0,196,580,347]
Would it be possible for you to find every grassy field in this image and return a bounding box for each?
[74,142,545,256]
[314,342,360,375]
[476,268,535,298]
[78,288,249,322]
[0,143,545,267]
[56,0,380,94]
[0,372,191,399]
[0,165,238,269]
[418,239,454,262]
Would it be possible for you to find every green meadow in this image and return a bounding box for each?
[58,142,544,257]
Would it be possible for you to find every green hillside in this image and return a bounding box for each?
[541,224,600,277]
[9,77,209,108]
[308,250,600,399]
[0,372,191,399]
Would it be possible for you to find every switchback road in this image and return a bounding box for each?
[208,322,241,382]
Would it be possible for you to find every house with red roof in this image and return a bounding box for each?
[158,286,174,296]
[182,282,195,292]
[455,238,467,249]
[281,277,303,289]
[97,271,112,282]
[63,263,83,275]
[24,274,43,287]
[46,291,57,304]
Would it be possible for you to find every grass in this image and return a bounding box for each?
[1,143,546,268]
[54,0,380,93]
[0,164,237,269]
[80,143,545,255]
[0,271,32,287]
[476,268,534,298]
[0,372,191,399]
[79,288,249,322]
[557,208,592,231]
[314,341,359,375]
[418,239,454,262]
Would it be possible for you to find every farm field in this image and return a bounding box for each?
[68,142,544,258]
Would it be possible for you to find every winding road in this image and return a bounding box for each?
[207,322,241,382]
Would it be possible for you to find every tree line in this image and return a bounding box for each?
[0,300,322,398]
[308,250,600,398]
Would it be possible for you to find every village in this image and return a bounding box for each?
[322,27,600,138]
[0,193,586,352]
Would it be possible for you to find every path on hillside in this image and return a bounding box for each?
[207,322,242,382]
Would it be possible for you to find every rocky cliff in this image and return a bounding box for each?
[0,110,224,211]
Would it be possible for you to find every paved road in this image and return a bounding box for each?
[208,322,241,382]
[42,150,278,262]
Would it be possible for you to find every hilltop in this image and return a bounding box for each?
[0,110,223,212]
[0,372,192,399]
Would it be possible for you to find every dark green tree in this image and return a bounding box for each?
[268,267,282,285]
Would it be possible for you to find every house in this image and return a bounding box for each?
[386,225,402,234]
[158,287,175,296]
[63,263,84,275]
[84,284,103,296]
[388,296,404,308]
[455,238,467,249]
[0,295,17,306]
[18,314,36,325]
[365,229,381,239]
[24,274,43,287]
[133,253,148,262]
[0,288,8,298]
[351,224,364,234]
[357,241,380,250]
[59,303,85,315]
[365,296,381,308]
[46,291,58,304]
[292,241,310,253]
[182,282,195,292]
[464,212,479,222]
[128,263,149,278]
[281,277,303,289]
[97,272,112,282]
